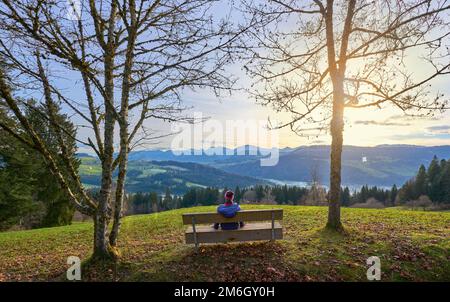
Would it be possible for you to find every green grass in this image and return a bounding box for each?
[131,164,167,178]
[78,157,101,175]
[78,165,102,175]
[0,205,449,281]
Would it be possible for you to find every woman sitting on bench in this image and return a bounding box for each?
[213,190,245,230]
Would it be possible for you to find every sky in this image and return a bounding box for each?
[37,61,450,152]
[153,79,450,150]
[134,51,450,151]
[48,1,450,152]
[164,2,450,151]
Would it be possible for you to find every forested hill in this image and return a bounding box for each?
[78,156,267,194]
[215,145,450,186]
[78,145,450,190]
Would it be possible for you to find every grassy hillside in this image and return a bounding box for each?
[0,205,448,281]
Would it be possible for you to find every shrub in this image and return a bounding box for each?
[350,197,385,209]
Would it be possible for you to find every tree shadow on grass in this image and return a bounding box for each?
[289,226,382,281]
[132,241,305,282]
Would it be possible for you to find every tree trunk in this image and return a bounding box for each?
[92,2,118,258]
[92,210,112,259]
[109,129,128,247]
[327,80,345,231]
[109,9,136,247]
[93,143,115,259]
[324,0,356,231]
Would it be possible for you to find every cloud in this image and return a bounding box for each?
[309,139,327,145]
[426,125,450,134]
[354,120,411,126]
[386,114,440,122]
[387,132,450,141]
[427,125,450,131]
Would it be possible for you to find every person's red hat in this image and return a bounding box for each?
[224,190,234,202]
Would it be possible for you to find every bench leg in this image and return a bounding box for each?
[271,211,275,242]
[192,217,199,252]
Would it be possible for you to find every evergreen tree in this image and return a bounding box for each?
[414,164,428,199]
[399,179,416,204]
[234,186,241,202]
[36,102,78,226]
[360,185,369,203]
[175,196,182,209]
[163,187,174,209]
[0,122,39,229]
[340,187,350,207]
[255,185,265,202]
[0,99,79,228]
[150,192,159,213]
[182,188,197,208]
[133,192,146,214]
[282,185,289,203]
[389,184,398,206]
[427,156,441,201]
[438,160,450,203]
[158,195,164,211]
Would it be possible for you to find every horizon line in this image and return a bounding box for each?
[75,143,450,156]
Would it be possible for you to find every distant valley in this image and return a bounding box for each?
[218,145,450,187]
[79,156,266,194]
[78,144,450,193]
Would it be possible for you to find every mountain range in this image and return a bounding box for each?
[78,156,266,194]
[77,144,450,193]
[121,144,450,188]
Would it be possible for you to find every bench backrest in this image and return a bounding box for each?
[182,209,283,225]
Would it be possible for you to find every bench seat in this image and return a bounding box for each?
[185,221,283,244]
[182,209,283,248]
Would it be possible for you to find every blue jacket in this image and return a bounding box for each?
[214,203,244,230]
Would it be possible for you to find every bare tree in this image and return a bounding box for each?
[242,0,450,230]
[0,0,246,259]
[308,163,322,204]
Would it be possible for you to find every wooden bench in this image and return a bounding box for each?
[182,209,283,249]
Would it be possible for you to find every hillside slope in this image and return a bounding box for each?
[220,145,450,186]
[0,205,448,281]
[79,157,267,193]
[119,145,450,187]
